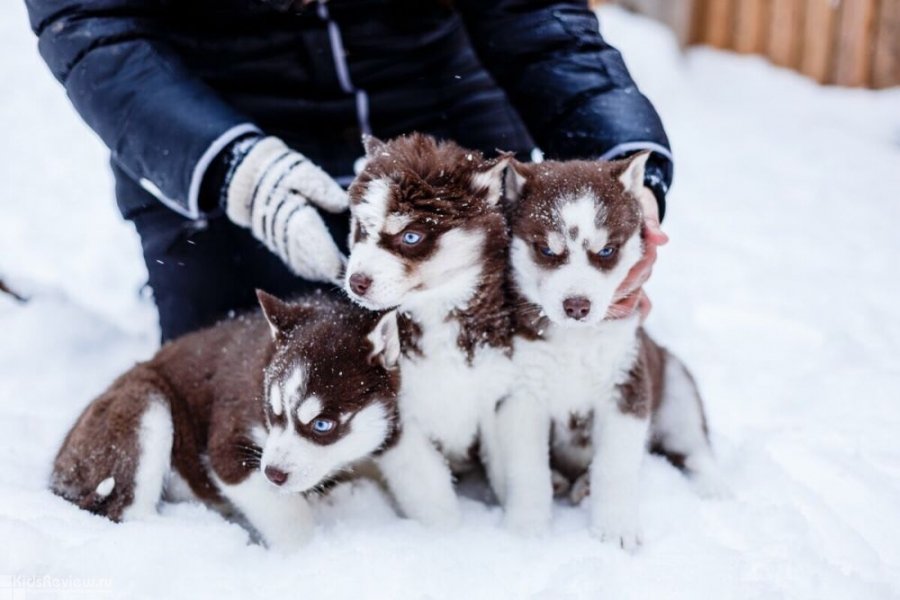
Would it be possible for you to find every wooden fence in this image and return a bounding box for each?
[596,0,900,89]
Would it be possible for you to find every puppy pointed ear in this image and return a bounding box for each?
[367,310,401,370]
[362,134,387,159]
[616,151,652,198]
[504,159,529,204]
[471,154,511,206]
[256,290,307,341]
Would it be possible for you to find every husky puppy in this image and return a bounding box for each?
[343,134,512,526]
[51,292,401,549]
[498,153,727,549]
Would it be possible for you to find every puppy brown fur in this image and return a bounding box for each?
[52,293,400,528]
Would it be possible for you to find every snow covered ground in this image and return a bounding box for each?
[2,3,899,599]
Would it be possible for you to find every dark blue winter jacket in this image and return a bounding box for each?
[25,0,673,220]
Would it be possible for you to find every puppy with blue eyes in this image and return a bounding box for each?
[496,154,728,550]
[344,133,513,527]
[51,292,401,549]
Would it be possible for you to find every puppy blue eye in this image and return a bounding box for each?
[597,246,617,258]
[311,418,335,433]
[540,246,556,257]
[401,231,423,245]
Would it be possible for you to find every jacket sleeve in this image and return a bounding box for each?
[456,0,673,215]
[25,0,260,218]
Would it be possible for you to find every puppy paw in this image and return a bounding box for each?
[591,507,642,552]
[691,471,733,500]
[569,473,590,505]
[412,501,462,529]
[591,522,642,552]
[503,506,551,537]
[551,470,571,499]
[264,527,313,553]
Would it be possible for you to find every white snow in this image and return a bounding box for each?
[2,4,900,599]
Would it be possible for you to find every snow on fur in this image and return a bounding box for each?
[1,4,898,599]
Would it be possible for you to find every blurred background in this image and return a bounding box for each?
[598,0,899,88]
[0,2,899,599]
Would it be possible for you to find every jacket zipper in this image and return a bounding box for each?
[317,0,372,136]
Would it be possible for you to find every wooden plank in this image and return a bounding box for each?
[594,0,703,47]
[671,0,702,46]
[768,0,805,68]
[832,0,880,87]
[873,0,900,88]
[689,0,710,44]
[618,0,700,46]
[800,0,839,83]
[705,0,736,48]
[734,0,771,54]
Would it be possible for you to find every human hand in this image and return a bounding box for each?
[606,186,668,322]
[225,137,349,283]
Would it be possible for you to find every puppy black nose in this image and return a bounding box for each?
[349,272,373,296]
[264,466,288,486]
[563,297,592,320]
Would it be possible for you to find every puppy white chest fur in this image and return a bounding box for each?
[399,306,511,465]
[514,317,640,465]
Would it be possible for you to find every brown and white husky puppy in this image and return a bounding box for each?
[497,153,728,550]
[51,292,401,549]
[343,133,512,526]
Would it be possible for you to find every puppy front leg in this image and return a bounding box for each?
[589,404,649,551]
[215,471,314,551]
[477,408,505,504]
[377,424,461,528]
[497,393,553,535]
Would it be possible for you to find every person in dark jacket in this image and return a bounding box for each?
[26,0,674,341]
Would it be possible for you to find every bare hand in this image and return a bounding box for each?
[606,187,668,322]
